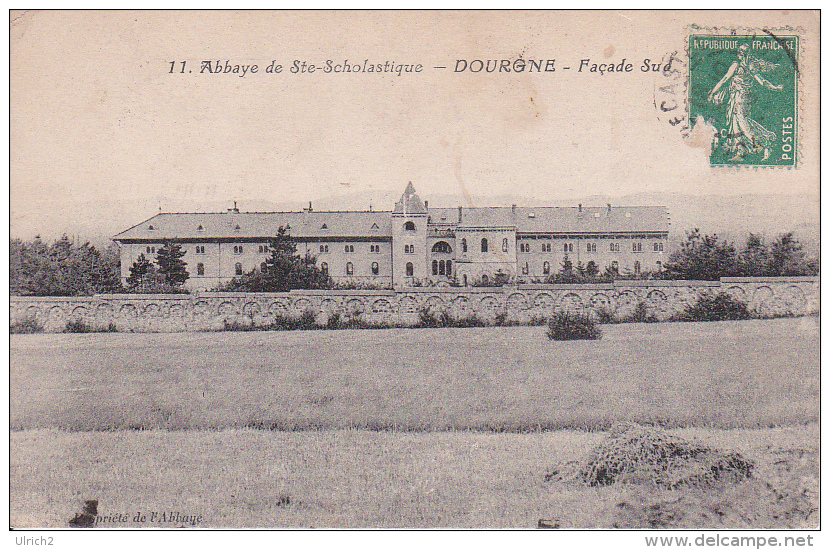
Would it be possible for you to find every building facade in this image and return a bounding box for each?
[114,183,671,290]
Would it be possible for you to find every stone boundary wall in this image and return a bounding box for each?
[9,277,819,333]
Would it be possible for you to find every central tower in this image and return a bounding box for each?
[391,182,428,287]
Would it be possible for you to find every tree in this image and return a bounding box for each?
[11,235,123,296]
[768,232,810,276]
[126,253,153,288]
[227,226,331,292]
[585,260,599,278]
[739,233,770,276]
[156,241,189,286]
[663,229,739,281]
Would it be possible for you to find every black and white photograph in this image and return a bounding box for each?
[8,9,820,544]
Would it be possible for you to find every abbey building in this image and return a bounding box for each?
[114,183,670,291]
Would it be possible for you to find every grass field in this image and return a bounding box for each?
[10,424,819,528]
[9,317,820,528]
[11,317,819,431]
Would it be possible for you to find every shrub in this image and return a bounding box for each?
[10,317,44,334]
[64,319,118,333]
[417,307,440,328]
[621,301,658,323]
[297,308,319,330]
[494,311,508,326]
[681,293,751,322]
[528,315,548,326]
[546,312,602,341]
[593,308,615,324]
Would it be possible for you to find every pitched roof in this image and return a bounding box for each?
[393,181,427,215]
[114,211,393,240]
[430,206,669,233]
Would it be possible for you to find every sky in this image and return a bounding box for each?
[9,10,819,241]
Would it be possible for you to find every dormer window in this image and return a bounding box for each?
[234,224,241,231]
[197,225,204,231]
[321,223,328,230]
[147,225,155,230]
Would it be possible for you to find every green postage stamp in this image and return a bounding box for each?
[688,32,799,167]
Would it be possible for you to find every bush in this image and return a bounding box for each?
[546,312,602,341]
[620,301,658,324]
[593,308,615,324]
[680,293,752,322]
[10,317,44,334]
[64,319,118,333]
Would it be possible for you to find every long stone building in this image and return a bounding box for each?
[114,183,671,290]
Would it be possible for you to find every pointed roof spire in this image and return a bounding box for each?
[394,181,427,215]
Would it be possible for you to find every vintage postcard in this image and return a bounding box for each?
[9,9,819,542]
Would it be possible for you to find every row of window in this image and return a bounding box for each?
[147,239,665,258]
[432,259,452,276]
[194,261,385,277]
[517,241,665,253]
[322,262,381,276]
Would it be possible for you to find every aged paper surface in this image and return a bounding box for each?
[9,10,819,538]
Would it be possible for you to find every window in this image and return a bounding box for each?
[370,244,381,253]
[147,225,154,230]
[633,242,642,252]
[404,244,414,254]
[543,261,550,275]
[520,243,531,253]
[235,262,243,276]
[611,261,619,271]
[197,263,205,276]
[564,243,573,253]
[502,238,509,252]
[446,260,452,276]
[432,241,452,253]
[654,242,664,252]
[481,238,488,252]
[320,262,328,275]
[634,261,641,274]
[522,262,529,275]
[587,243,596,253]
[656,260,662,270]
[463,274,468,286]
[346,262,354,275]
[197,225,204,231]
[610,242,620,252]
[321,223,328,230]
[404,221,416,231]
[195,245,205,254]
[371,262,379,275]
[320,244,329,253]
[406,262,414,277]
[345,244,354,253]
[461,238,467,253]
[432,260,439,275]
[481,274,489,284]
[542,243,551,253]
[258,245,266,253]
[146,246,156,254]
[233,245,243,254]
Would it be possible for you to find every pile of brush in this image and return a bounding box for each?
[548,422,754,489]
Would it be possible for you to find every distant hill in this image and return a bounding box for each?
[10,191,819,256]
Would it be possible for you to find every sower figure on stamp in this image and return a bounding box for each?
[707,43,783,162]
